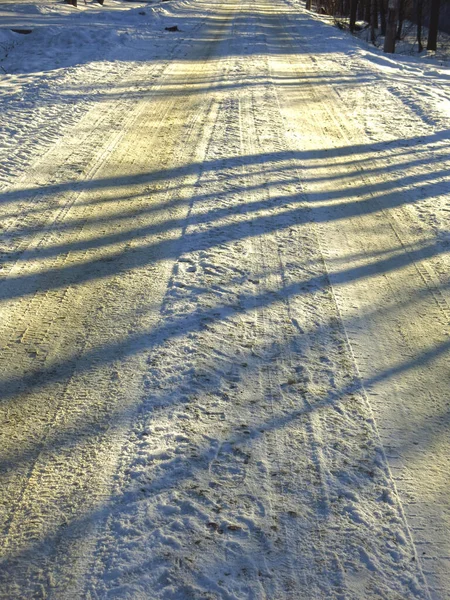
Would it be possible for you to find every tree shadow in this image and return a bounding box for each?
[1,2,450,592]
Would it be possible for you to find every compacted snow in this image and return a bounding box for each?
[0,0,449,598]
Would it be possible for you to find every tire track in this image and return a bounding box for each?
[273,4,448,597]
[0,11,233,597]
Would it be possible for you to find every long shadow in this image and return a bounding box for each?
[1,259,448,478]
[1,311,447,595]
[4,145,450,257]
[51,71,376,108]
[4,131,449,228]
[1,174,449,304]
[1,129,448,207]
[1,225,449,406]
[1,135,449,279]
[2,1,450,595]
[1,121,449,398]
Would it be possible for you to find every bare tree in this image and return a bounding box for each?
[370,0,378,42]
[384,0,399,52]
[427,0,441,50]
[417,0,424,51]
[350,0,358,30]
[379,0,387,34]
[396,0,405,38]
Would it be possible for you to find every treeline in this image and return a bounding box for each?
[306,0,447,53]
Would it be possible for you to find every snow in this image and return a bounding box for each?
[0,0,449,598]
[0,0,202,188]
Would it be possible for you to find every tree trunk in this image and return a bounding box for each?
[370,0,377,43]
[384,0,399,52]
[364,0,371,23]
[380,0,386,34]
[427,0,441,50]
[396,0,404,39]
[417,0,423,51]
[357,0,364,20]
[350,0,358,30]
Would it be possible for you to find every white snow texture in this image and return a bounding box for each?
[0,0,449,598]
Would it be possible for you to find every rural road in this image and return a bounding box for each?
[0,0,449,597]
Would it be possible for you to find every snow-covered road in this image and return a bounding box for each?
[1,0,449,598]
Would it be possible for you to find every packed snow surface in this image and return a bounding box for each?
[0,0,449,598]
